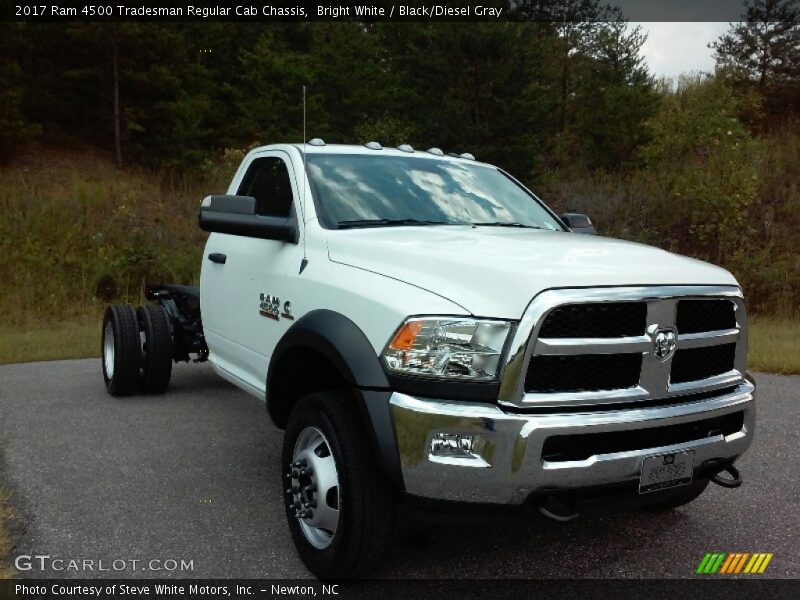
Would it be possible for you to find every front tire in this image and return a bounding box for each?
[101,304,140,396]
[282,392,394,579]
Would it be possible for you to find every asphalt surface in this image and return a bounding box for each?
[0,359,797,579]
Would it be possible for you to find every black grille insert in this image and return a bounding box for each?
[677,299,736,333]
[538,302,647,338]
[525,353,642,393]
[671,343,737,384]
[542,411,744,462]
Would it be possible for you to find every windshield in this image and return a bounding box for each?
[306,154,563,230]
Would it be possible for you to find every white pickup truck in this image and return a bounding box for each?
[100,140,755,578]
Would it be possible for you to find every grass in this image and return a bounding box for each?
[748,316,800,375]
[0,488,13,579]
[0,148,216,324]
[0,316,100,365]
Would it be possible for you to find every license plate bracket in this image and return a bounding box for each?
[639,450,695,494]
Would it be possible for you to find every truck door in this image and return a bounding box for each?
[200,150,303,396]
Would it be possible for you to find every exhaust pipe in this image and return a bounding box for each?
[537,495,579,522]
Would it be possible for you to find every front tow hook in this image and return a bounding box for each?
[709,463,743,488]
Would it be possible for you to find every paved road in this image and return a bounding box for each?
[0,359,797,579]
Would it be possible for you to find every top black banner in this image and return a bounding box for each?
[0,0,787,23]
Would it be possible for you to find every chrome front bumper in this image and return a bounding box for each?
[390,380,755,504]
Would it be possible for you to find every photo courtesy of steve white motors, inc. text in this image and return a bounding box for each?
[14,583,340,597]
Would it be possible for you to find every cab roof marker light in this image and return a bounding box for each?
[427,147,444,156]
[308,138,326,146]
[397,144,414,153]
[459,152,476,160]
[365,141,383,150]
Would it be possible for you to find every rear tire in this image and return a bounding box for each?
[282,391,394,579]
[644,480,709,511]
[137,304,173,394]
[101,304,141,396]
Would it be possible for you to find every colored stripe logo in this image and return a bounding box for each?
[696,552,773,574]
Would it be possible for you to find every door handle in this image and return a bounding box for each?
[208,253,227,264]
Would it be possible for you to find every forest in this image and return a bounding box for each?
[0,0,798,367]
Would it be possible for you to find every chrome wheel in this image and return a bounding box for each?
[287,426,340,549]
[103,321,115,378]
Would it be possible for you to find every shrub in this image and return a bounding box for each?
[639,75,761,264]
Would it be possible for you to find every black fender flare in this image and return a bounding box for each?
[266,309,401,488]
[268,309,390,392]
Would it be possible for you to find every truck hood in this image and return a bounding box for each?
[326,226,738,318]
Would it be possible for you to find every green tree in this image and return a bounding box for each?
[232,26,314,145]
[711,0,800,86]
[0,24,39,160]
[569,22,657,170]
[711,0,800,120]
[0,50,33,161]
[640,75,761,262]
[306,23,390,142]
[374,22,556,178]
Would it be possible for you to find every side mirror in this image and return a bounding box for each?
[560,212,596,235]
[199,195,298,243]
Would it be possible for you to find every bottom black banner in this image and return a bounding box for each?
[0,579,796,600]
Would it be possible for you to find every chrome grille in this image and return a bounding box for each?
[538,302,646,338]
[525,353,642,393]
[498,286,747,409]
[676,299,737,333]
[671,343,737,384]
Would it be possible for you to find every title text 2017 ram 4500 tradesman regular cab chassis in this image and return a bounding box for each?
[100,140,755,578]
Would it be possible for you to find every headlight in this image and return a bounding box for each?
[382,317,513,380]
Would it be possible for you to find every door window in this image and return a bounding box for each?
[237,157,294,217]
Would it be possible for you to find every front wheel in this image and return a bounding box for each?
[282,392,394,579]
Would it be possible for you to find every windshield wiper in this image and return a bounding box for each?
[472,221,545,230]
[336,218,458,229]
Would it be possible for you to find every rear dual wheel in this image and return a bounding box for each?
[102,304,140,396]
[101,303,173,396]
[137,304,173,393]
